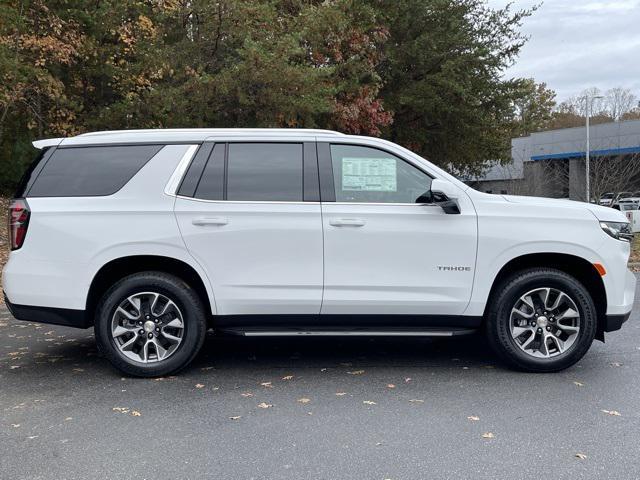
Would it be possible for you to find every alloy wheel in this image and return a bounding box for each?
[110,292,185,363]
[509,287,581,359]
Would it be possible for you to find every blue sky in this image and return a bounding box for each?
[487,0,640,101]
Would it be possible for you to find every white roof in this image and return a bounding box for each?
[32,128,344,149]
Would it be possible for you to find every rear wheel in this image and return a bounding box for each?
[486,268,597,372]
[95,272,207,377]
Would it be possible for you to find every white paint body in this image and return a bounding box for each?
[2,129,635,322]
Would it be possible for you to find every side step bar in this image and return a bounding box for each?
[219,328,477,337]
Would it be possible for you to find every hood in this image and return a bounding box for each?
[501,195,628,223]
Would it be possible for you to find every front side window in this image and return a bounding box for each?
[330,145,431,203]
[227,143,303,201]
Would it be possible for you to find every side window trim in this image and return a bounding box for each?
[303,142,320,202]
[319,142,436,205]
[317,142,336,202]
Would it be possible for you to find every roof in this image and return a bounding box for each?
[33,128,345,149]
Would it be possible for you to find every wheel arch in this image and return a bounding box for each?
[484,253,607,339]
[86,255,214,325]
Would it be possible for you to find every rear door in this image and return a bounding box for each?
[318,142,478,316]
[174,140,323,315]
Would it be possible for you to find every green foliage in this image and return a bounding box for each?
[0,0,542,191]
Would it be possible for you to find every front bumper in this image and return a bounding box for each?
[4,294,90,329]
[603,311,632,332]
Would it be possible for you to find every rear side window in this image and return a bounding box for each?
[226,143,303,201]
[27,145,163,197]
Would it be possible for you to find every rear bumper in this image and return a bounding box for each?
[4,294,90,329]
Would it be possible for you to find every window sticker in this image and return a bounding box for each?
[341,157,397,192]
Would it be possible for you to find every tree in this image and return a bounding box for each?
[377,0,536,177]
[511,79,556,136]
[605,87,637,121]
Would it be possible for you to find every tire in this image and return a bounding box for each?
[485,268,597,373]
[95,271,207,377]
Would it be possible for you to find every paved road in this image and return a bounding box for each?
[2,283,640,480]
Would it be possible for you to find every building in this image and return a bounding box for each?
[469,119,640,200]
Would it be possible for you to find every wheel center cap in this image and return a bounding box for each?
[537,316,549,327]
[143,320,155,333]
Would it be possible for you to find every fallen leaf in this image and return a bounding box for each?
[298,398,311,404]
[601,409,622,416]
[112,407,130,414]
[282,375,294,380]
[195,384,205,389]
[257,402,273,409]
[261,382,273,388]
[404,377,412,383]
[131,411,142,417]
[335,392,347,396]
[241,392,254,398]
[409,399,424,404]
[573,381,585,387]
[229,416,241,420]
[347,370,365,375]
[11,424,20,428]
[575,453,587,460]
[64,417,72,421]
[467,416,480,421]
[610,362,623,367]
[363,400,377,405]
[482,432,495,439]
[387,384,396,389]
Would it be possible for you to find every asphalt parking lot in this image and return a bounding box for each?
[2,280,640,480]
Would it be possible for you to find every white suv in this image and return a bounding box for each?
[3,129,636,376]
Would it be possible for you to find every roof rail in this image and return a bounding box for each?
[78,128,344,137]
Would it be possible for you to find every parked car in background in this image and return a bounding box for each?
[617,192,640,208]
[2,129,636,377]
[599,193,615,206]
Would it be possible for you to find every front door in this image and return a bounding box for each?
[175,141,323,316]
[319,143,478,316]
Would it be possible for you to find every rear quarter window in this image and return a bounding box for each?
[27,145,163,197]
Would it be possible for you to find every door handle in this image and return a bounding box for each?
[329,218,366,227]
[192,216,228,226]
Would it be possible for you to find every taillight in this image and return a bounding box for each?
[8,198,30,250]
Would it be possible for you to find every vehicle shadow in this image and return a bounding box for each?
[0,316,500,379]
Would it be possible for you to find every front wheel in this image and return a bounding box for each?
[486,268,597,372]
[95,272,207,377]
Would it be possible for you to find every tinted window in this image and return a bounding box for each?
[178,143,214,197]
[28,145,162,197]
[330,145,431,203]
[194,143,225,200]
[227,143,303,201]
[14,147,53,197]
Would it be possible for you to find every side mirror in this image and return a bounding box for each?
[428,178,461,214]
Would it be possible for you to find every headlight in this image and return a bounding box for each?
[600,221,634,242]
